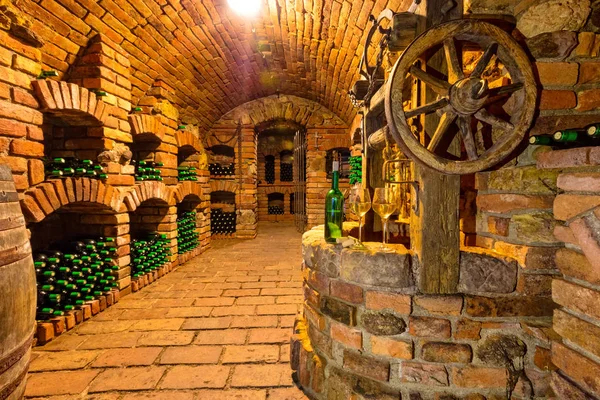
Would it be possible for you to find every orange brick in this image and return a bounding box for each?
[10,139,45,157]
[451,366,508,388]
[476,194,553,213]
[414,295,463,316]
[370,336,412,359]
[330,322,362,349]
[578,89,600,112]
[0,117,27,138]
[536,62,579,86]
[409,316,451,339]
[365,291,411,314]
[552,342,600,395]
[422,342,472,363]
[539,90,576,110]
[330,280,363,304]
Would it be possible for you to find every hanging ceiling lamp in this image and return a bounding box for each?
[227,0,261,17]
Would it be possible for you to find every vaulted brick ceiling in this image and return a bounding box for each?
[21,0,412,131]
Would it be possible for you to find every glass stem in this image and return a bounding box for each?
[382,217,387,248]
[359,216,363,243]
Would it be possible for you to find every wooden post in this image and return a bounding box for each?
[411,0,463,294]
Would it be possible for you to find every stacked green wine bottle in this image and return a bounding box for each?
[177,211,199,254]
[34,237,118,320]
[178,166,198,181]
[209,163,235,176]
[45,157,107,180]
[133,160,163,181]
[130,233,171,278]
[348,156,362,185]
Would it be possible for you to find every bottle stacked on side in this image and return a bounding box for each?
[45,157,107,180]
[133,160,163,181]
[268,206,285,215]
[349,156,362,185]
[178,166,198,181]
[177,211,199,254]
[34,237,118,320]
[529,124,600,147]
[281,163,293,181]
[265,161,275,184]
[130,233,171,279]
[211,209,236,234]
[209,163,235,176]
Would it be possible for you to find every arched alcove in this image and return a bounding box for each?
[207,145,235,176]
[210,191,236,236]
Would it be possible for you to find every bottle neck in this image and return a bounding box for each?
[331,170,339,189]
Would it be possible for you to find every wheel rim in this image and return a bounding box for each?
[385,19,537,175]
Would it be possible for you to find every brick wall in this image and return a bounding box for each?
[0,7,211,314]
[534,148,600,399]
[207,95,350,236]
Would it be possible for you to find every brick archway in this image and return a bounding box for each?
[32,80,110,127]
[176,131,204,154]
[210,180,238,194]
[123,181,175,212]
[20,179,122,223]
[211,95,347,130]
[174,181,204,204]
[260,185,294,195]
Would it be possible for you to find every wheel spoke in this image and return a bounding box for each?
[458,116,478,160]
[471,43,498,78]
[427,110,457,152]
[443,38,464,84]
[409,66,451,95]
[487,82,524,97]
[405,98,449,119]
[475,108,514,131]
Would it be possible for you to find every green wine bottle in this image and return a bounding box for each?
[553,130,597,145]
[529,135,555,146]
[324,161,344,243]
[587,125,600,137]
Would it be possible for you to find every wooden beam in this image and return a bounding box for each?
[411,0,463,294]
[367,125,390,151]
[368,84,386,117]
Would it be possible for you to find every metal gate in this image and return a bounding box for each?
[293,130,307,233]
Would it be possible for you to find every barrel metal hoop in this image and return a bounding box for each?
[0,330,34,376]
[0,240,32,266]
[0,363,29,400]
[0,216,25,232]
[0,330,34,399]
[0,191,19,204]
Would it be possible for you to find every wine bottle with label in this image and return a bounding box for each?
[324,161,344,243]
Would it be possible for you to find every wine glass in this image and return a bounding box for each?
[348,184,371,246]
[372,187,397,251]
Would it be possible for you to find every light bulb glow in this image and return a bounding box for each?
[227,0,261,17]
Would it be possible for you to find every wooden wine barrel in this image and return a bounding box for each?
[0,165,36,400]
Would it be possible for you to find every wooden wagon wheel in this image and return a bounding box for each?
[385,19,537,175]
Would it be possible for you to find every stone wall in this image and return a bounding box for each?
[534,148,600,399]
[293,226,555,399]
[465,1,600,398]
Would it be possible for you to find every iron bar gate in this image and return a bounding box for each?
[293,130,307,233]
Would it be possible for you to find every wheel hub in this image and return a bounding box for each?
[449,77,489,116]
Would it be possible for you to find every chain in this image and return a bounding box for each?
[364,29,390,108]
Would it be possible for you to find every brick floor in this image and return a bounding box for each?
[25,223,309,399]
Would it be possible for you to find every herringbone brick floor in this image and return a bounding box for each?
[25,222,308,400]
